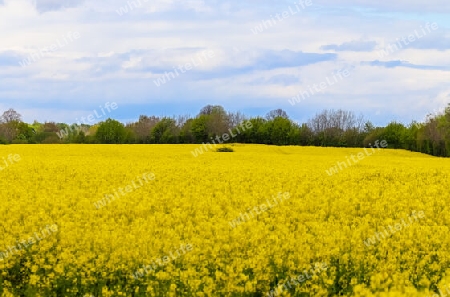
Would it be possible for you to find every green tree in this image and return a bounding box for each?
[15,122,35,143]
[269,117,294,145]
[363,127,384,147]
[179,119,195,143]
[191,115,209,143]
[95,118,126,144]
[150,117,178,144]
[382,121,407,149]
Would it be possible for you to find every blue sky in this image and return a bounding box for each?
[1,0,450,126]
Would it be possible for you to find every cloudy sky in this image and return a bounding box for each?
[1,0,450,125]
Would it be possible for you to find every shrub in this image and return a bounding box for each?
[0,137,8,145]
[216,147,234,152]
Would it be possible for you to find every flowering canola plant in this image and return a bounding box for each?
[0,144,449,296]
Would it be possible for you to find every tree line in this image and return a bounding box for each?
[1,104,450,157]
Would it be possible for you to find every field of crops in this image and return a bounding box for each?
[1,144,450,296]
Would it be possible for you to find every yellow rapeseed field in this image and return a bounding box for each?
[1,144,450,296]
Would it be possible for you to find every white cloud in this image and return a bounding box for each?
[0,0,449,123]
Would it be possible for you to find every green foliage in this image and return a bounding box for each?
[270,117,294,146]
[2,104,450,158]
[363,128,384,147]
[74,131,86,144]
[0,136,8,145]
[150,117,177,144]
[179,119,195,144]
[95,118,126,144]
[191,115,209,143]
[381,121,407,148]
[240,117,267,144]
[15,122,34,143]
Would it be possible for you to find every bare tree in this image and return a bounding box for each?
[227,111,246,128]
[176,114,191,128]
[207,107,229,135]
[266,109,289,120]
[42,122,60,132]
[307,109,365,146]
[308,109,363,133]
[198,105,230,136]
[199,105,216,115]
[130,115,160,143]
[0,108,22,124]
[0,108,22,142]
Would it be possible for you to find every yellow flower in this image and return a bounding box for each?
[0,144,447,296]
